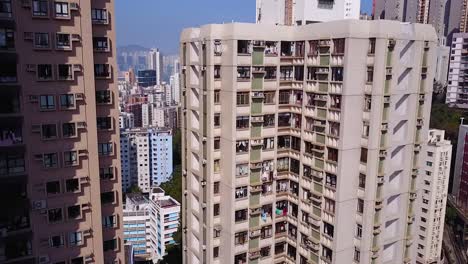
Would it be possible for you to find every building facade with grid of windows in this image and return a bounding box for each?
[0,0,124,263]
[180,20,437,264]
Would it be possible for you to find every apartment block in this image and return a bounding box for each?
[255,0,360,26]
[124,194,152,259]
[446,33,468,107]
[453,124,468,206]
[0,0,123,263]
[149,187,181,261]
[416,130,451,264]
[120,128,173,193]
[180,20,436,264]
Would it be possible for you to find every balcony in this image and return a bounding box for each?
[0,237,33,263]
[0,62,17,84]
[0,118,23,148]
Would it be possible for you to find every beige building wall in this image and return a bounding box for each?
[181,20,437,264]
[0,0,123,263]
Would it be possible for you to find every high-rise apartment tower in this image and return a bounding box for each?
[180,20,436,264]
[0,0,124,263]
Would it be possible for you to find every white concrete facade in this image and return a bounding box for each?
[416,130,452,264]
[256,0,360,25]
[180,20,437,264]
[447,33,468,107]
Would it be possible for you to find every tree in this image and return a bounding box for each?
[128,184,143,194]
[159,165,182,203]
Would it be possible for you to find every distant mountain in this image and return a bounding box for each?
[117,44,149,53]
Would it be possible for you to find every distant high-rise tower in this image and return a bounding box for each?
[256,0,360,25]
[148,48,162,84]
[181,20,436,264]
[0,0,124,263]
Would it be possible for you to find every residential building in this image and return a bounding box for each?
[256,0,360,25]
[125,68,136,85]
[0,0,124,263]
[453,124,468,206]
[124,194,152,259]
[447,33,468,107]
[120,128,173,192]
[180,20,436,264]
[148,48,162,85]
[137,69,157,88]
[416,130,452,264]
[149,187,181,261]
[120,112,135,129]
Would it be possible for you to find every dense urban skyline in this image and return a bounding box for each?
[115,0,374,53]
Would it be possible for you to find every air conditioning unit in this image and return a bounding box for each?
[202,159,207,165]
[83,228,92,235]
[31,125,41,133]
[380,150,387,157]
[182,169,187,176]
[73,64,83,72]
[84,254,93,262]
[75,93,85,100]
[419,94,425,101]
[201,180,206,186]
[201,203,207,208]
[29,95,39,102]
[71,34,81,42]
[381,124,388,130]
[26,64,36,72]
[202,137,207,142]
[69,2,79,10]
[23,32,34,40]
[202,245,207,250]
[21,0,31,8]
[38,255,50,264]
[32,200,47,210]
[201,66,207,71]
[388,39,396,49]
[385,68,392,75]
[384,96,390,103]
[183,190,188,196]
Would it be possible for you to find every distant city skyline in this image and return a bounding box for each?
[115,0,373,54]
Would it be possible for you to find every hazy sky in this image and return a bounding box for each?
[115,0,373,54]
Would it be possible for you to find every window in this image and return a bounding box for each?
[265,66,277,79]
[214,181,220,194]
[236,92,249,106]
[213,246,219,258]
[234,231,248,245]
[426,161,433,167]
[70,257,84,264]
[103,239,117,251]
[69,232,83,246]
[48,208,63,223]
[362,122,370,138]
[46,181,60,194]
[94,64,110,78]
[0,28,14,49]
[100,167,114,180]
[93,37,109,51]
[103,215,117,228]
[214,65,221,79]
[43,153,58,168]
[33,0,49,16]
[236,164,248,177]
[42,124,57,139]
[96,90,112,104]
[368,38,376,54]
[57,64,72,80]
[91,9,108,23]
[55,2,69,17]
[331,67,343,82]
[214,159,220,173]
[261,225,273,239]
[214,113,220,127]
[65,178,79,192]
[264,91,275,104]
[213,203,220,216]
[357,199,364,214]
[325,173,336,188]
[367,67,374,83]
[40,95,55,110]
[56,33,70,49]
[101,191,115,204]
[323,222,334,238]
[263,137,274,150]
[34,32,49,48]
[359,173,366,189]
[38,64,53,80]
[59,94,75,109]
[214,137,220,150]
[236,116,249,129]
[97,117,112,130]
[237,40,251,54]
[49,235,64,247]
[356,224,362,238]
[62,123,76,138]
[235,186,248,199]
[214,228,221,238]
[0,0,12,17]
[214,90,220,104]
[354,247,360,261]
[236,140,249,153]
[427,151,433,157]
[64,151,78,166]
[324,198,335,214]
[364,95,372,111]
[263,114,275,127]
[237,66,250,80]
[235,209,247,222]
[360,148,368,163]
[67,205,81,219]
[98,143,113,156]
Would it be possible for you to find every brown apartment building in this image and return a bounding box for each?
[0,0,124,263]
